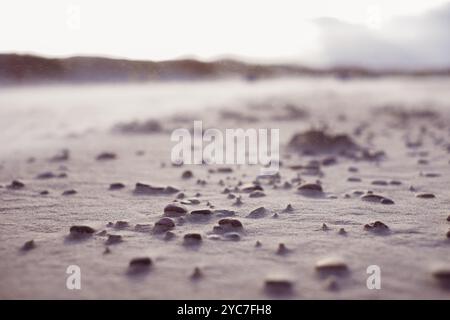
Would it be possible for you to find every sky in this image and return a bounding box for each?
[1,0,449,68]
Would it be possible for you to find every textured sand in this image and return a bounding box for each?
[1,77,450,299]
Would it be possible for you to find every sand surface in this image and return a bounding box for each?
[1,77,450,299]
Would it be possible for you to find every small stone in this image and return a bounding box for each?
[364,221,390,233]
[69,225,95,238]
[213,209,236,217]
[283,204,294,212]
[62,189,77,196]
[103,247,111,254]
[347,177,361,182]
[7,180,25,189]
[233,196,243,206]
[176,192,185,199]
[21,240,36,251]
[416,193,436,199]
[255,240,262,247]
[381,198,395,205]
[390,180,402,186]
[191,209,213,216]
[315,257,348,274]
[431,266,450,282]
[371,180,388,186]
[134,182,179,195]
[36,172,56,179]
[447,215,450,222]
[249,190,266,198]
[272,213,279,218]
[338,228,347,235]
[218,218,243,229]
[247,207,267,218]
[217,167,233,173]
[164,203,188,217]
[322,223,330,231]
[128,257,152,273]
[164,231,175,241]
[114,221,129,229]
[240,183,263,193]
[153,217,175,233]
[264,276,293,295]
[183,233,202,245]
[227,193,236,199]
[182,170,193,179]
[348,167,358,173]
[40,190,49,195]
[447,229,450,239]
[96,152,117,161]
[109,183,125,190]
[223,232,241,241]
[191,267,203,279]
[97,230,107,236]
[276,243,289,255]
[106,234,123,245]
[283,182,292,189]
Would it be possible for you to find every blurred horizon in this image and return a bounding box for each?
[1,0,450,70]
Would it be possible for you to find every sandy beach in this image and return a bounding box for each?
[1,76,450,299]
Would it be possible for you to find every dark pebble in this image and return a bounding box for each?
[62,189,77,196]
[7,180,25,189]
[164,203,188,217]
[22,240,36,251]
[109,183,125,190]
[182,170,193,179]
[416,193,436,199]
[153,217,175,233]
[364,221,389,233]
[183,233,202,245]
[96,152,117,161]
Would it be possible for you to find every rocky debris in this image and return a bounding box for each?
[62,189,77,196]
[447,229,450,239]
[361,194,394,204]
[109,183,125,190]
[7,180,25,190]
[133,182,179,195]
[416,193,436,199]
[249,191,266,198]
[105,234,123,245]
[212,218,243,234]
[181,170,193,179]
[364,221,390,233]
[40,190,49,195]
[183,233,202,245]
[264,276,293,295]
[276,243,289,255]
[69,225,95,239]
[164,203,188,217]
[247,207,267,218]
[288,129,359,154]
[240,183,263,193]
[113,221,129,229]
[315,257,349,274]
[283,204,294,212]
[96,152,117,161]
[21,240,36,251]
[297,183,323,196]
[191,267,203,280]
[128,257,152,274]
[153,217,175,233]
[35,171,56,179]
[176,192,185,199]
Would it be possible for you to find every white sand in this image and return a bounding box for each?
[1,77,450,299]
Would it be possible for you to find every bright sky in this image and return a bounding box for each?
[0,0,448,63]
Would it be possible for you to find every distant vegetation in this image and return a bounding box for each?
[0,54,449,85]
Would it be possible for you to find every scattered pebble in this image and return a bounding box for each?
[164,231,175,241]
[315,257,349,275]
[40,190,49,195]
[96,152,117,161]
[371,180,388,186]
[283,204,294,212]
[62,189,77,196]
[164,203,188,217]
[255,240,262,247]
[247,207,267,218]
[35,171,56,179]
[190,209,213,216]
[276,243,289,255]
[21,240,36,251]
[105,234,123,245]
[338,228,347,235]
[240,183,263,193]
[128,257,152,273]
[183,233,202,245]
[182,170,193,179]
[109,183,125,190]
[264,276,293,295]
[347,177,361,182]
[361,194,394,204]
[191,267,203,279]
[134,182,179,195]
[322,223,330,231]
[153,217,175,233]
[69,225,95,239]
[7,180,25,190]
[114,221,129,229]
[223,232,241,241]
[249,190,266,198]
[416,193,436,199]
[364,221,390,233]
[297,183,323,196]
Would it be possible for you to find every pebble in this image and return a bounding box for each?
[283,204,294,212]
[297,183,323,196]
[177,192,185,199]
[7,180,25,189]
[128,257,152,273]
[276,243,289,255]
[390,180,402,185]
[223,232,241,241]
[109,183,125,190]
[315,257,348,274]
[69,225,95,238]
[322,223,330,231]
[96,152,117,161]
[105,234,123,245]
[447,229,450,239]
[240,183,264,193]
[347,177,361,182]
[364,221,390,233]
[134,182,179,195]
[371,180,388,186]
[361,194,394,204]
[191,267,203,279]
[416,193,436,199]
[283,182,292,189]
[217,167,233,173]
[62,189,77,196]
[447,215,450,222]
[183,233,202,245]
[218,218,243,229]
[255,240,262,247]
[164,204,188,217]
[182,170,193,179]
[36,171,56,179]
[40,190,49,195]
[264,276,293,295]
[164,231,175,241]
[213,209,236,217]
[227,193,236,199]
[103,247,111,255]
[338,228,347,235]
[191,209,213,216]
[50,149,69,162]
[114,221,129,229]
[153,217,175,233]
[249,191,266,198]
[247,207,267,218]
[348,166,358,173]
[21,240,36,251]
[233,196,243,206]
[431,266,450,282]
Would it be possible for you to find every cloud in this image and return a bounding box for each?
[314,3,450,69]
